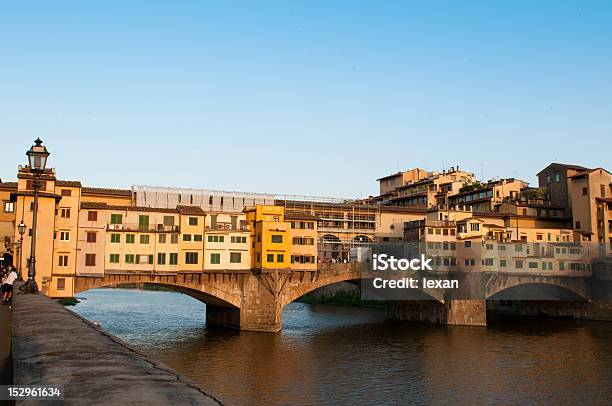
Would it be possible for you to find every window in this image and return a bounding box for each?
[194,234,203,241]
[273,216,280,222]
[159,234,166,243]
[464,258,475,266]
[56,278,65,290]
[231,236,247,243]
[126,234,135,244]
[500,260,507,267]
[59,231,70,241]
[230,252,241,263]
[575,221,581,229]
[158,253,166,265]
[210,215,217,228]
[231,216,238,229]
[110,233,120,243]
[277,254,284,262]
[110,214,123,224]
[484,258,494,266]
[427,228,433,235]
[61,189,72,197]
[3,201,14,213]
[169,253,178,265]
[185,252,199,264]
[170,234,178,244]
[582,187,587,196]
[516,260,523,268]
[536,234,543,241]
[140,234,150,244]
[464,241,472,248]
[88,211,98,221]
[486,244,493,250]
[60,208,71,218]
[109,254,119,263]
[125,254,135,264]
[529,262,538,269]
[85,254,96,266]
[138,215,149,231]
[163,216,175,226]
[515,244,523,252]
[58,255,69,267]
[86,232,97,243]
[271,235,283,243]
[470,223,480,231]
[267,254,274,262]
[554,173,560,182]
[183,234,192,241]
[210,253,221,264]
[189,217,198,226]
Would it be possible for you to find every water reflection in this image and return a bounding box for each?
[71,289,612,405]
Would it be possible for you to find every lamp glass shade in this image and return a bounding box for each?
[26,138,50,171]
[18,221,27,236]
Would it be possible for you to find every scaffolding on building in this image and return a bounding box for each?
[132,185,276,213]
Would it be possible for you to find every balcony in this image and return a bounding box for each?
[206,222,249,231]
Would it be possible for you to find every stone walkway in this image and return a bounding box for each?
[12,292,223,405]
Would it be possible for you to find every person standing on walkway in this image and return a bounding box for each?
[2,267,17,305]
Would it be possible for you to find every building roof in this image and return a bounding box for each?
[56,180,82,187]
[568,167,612,179]
[80,202,177,214]
[176,205,206,216]
[81,187,133,197]
[10,191,62,201]
[376,172,404,182]
[285,212,319,221]
[0,182,17,190]
[537,163,590,176]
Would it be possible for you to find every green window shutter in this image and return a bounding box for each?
[139,215,149,231]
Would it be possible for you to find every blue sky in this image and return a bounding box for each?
[1,1,610,198]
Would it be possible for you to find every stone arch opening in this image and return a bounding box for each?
[0,252,13,267]
[75,278,241,309]
[486,282,588,301]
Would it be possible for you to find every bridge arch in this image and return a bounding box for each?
[486,281,589,301]
[75,273,242,308]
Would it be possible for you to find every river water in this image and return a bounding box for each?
[70,289,612,405]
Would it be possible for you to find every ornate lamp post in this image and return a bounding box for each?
[17,220,26,281]
[23,138,50,293]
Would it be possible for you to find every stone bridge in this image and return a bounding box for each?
[74,265,609,332]
[75,263,363,332]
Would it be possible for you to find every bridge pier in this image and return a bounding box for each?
[386,300,487,327]
[205,305,241,330]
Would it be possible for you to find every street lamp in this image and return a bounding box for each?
[17,220,26,281]
[23,138,50,293]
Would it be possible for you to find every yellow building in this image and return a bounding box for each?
[244,205,290,270]
[286,212,318,270]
